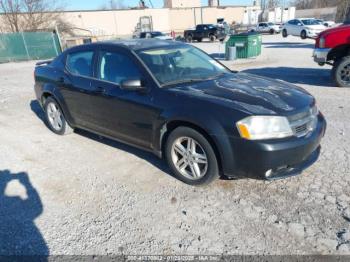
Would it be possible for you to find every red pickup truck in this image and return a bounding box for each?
[313,24,350,87]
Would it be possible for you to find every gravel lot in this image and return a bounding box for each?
[0,34,350,256]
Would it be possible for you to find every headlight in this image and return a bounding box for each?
[236,116,293,140]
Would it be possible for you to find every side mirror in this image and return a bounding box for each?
[121,79,145,91]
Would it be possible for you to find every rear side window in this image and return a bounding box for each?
[66,51,94,77]
[98,51,141,85]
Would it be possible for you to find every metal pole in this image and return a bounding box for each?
[51,33,59,56]
[21,32,30,60]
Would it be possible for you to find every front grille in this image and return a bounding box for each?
[289,106,318,138]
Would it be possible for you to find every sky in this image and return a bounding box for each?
[67,0,256,11]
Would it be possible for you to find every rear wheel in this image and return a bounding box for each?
[301,30,307,39]
[269,29,275,34]
[197,38,202,42]
[44,97,73,135]
[282,29,288,38]
[332,56,350,88]
[165,127,219,185]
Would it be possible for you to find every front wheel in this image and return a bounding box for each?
[44,97,73,135]
[301,30,307,39]
[185,35,193,43]
[332,56,350,87]
[282,29,288,38]
[165,127,219,185]
[209,34,216,42]
[269,29,275,34]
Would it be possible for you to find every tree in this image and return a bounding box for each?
[0,0,66,33]
[0,0,22,32]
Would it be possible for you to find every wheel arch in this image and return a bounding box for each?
[327,44,350,62]
[40,86,75,127]
[160,120,223,175]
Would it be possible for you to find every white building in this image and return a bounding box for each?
[164,0,201,8]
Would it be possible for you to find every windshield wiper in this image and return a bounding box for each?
[162,78,206,87]
[162,73,227,87]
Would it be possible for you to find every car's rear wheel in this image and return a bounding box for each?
[332,56,350,88]
[269,29,275,34]
[282,29,288,38]
[165,127,219,185]
[301,30,307,39]
[186,35,193,43]
[197,38,202,42]
[44,97,73,135]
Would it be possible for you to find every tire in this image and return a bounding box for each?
[269,29,275,35]
[332,56,350,88]
[186,35,193,43]
[282,29,288,38]
[301,30,307,40]
[197,38,202,42]
[209,34,216,42]
[165,127,219,186]
[44,97,73,135]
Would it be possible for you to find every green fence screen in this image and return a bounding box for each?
[0,32,61,63]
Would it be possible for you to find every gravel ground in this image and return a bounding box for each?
[0,34,349,256]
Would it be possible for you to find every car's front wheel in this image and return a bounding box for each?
[165,127,219,185]
[301,30,307,39]
[186,35,193,43]
[44,97,73,135]
[209,34,216,42]
[332,56,350,88]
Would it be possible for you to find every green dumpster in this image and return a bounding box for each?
[225,32,262,59]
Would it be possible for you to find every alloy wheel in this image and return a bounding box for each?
[340,63,350,84]
[171,136,208,180]
[46,102,63,131]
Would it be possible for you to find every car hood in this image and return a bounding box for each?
[306,24,327,30]
[319,24,350,37]
[168,73,314,115]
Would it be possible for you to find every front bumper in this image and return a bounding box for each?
[223,114,326,180]
[313,48,331,63]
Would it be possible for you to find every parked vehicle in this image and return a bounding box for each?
[254,22,281,34]
[313,24,350,87]
[315,19,336,28]
[184,24,226,42]
[139,31,173,40]
[283,18,327,39]
[34,39,326,185]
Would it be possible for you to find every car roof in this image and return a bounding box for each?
[85,39,185,52]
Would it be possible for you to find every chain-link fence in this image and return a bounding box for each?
[0,32,62,63]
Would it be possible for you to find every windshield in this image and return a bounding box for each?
[136,45,229,86]
[301,19,319,25]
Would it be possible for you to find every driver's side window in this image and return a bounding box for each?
[98,51,141,85]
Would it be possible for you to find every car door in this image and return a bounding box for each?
[294,19,304,35]
[60,49,97,128]
[89,47,160,149]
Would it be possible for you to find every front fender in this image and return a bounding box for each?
[153,107,237,174]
